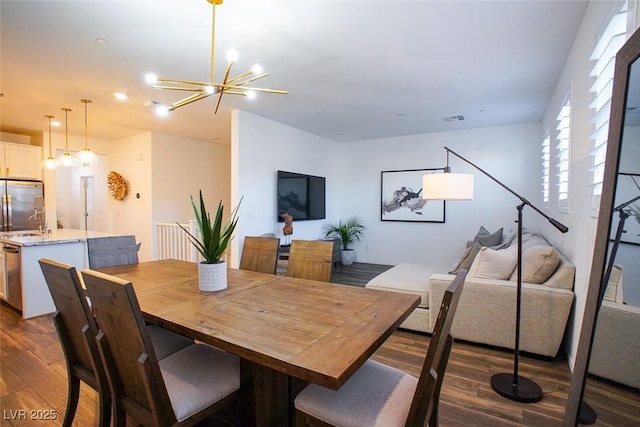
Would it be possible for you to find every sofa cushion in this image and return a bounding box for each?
[468,245,518,280]
[449,241,482,274]
[544,256,576,290]
[510,244,560,284]
[604,264,623,303]
[365,263,434,308]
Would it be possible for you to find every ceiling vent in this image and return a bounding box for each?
[443,115,465,122]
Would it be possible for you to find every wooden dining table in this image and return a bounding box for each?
[98,259,420,426]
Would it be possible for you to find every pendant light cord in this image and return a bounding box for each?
[45,115,54,157]
[81,99,91,150]
[62,107,71,154]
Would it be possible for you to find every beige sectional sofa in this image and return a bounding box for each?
[366,228,575,358]
[588,264,640,389]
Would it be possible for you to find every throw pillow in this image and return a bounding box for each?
[468,245,518,280]
[449,241,482,274]
[466,226,502,247]
[493,228,516,250]
[510,244,560,284]
[603,264,624,303]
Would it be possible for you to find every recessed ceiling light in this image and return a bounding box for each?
[51,120,61,127]
[95,38,109,45]
[113,92,129,101]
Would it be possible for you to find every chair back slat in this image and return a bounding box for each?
[239,236,280,274]
[38,259,102,385]
[87,235,139,269]
[286,240,334,282]
[405,268,467,427]
[82,269,176,426]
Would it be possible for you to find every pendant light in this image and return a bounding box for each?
[57,107,77,167]
[42,115,57,170]
[76,98,97,165]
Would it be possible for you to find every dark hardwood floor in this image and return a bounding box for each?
[330,261,392,286]
[1,263,638,426]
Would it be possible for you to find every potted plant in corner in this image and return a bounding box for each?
[178,190,240,292]
[323,216,366,266]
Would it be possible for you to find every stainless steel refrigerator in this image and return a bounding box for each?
[0,179,45,232]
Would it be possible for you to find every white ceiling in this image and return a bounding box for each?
[0,0,588,145]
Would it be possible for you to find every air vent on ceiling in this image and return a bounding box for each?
[443,115,465,122]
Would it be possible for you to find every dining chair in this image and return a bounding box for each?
[38,258,196,427]
[86,235,139,269]
[81,268,241,427]
[294,268,468,427]
[239,235,281,274]
[287,239,334,282]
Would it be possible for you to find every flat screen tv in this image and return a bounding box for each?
[277,170,326,221]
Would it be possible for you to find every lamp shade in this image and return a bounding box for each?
[422,173,474,200]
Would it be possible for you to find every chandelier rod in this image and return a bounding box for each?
[211,2,220,84]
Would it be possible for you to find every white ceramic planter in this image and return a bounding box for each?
[198,261,227,292]
[340,250,355,266]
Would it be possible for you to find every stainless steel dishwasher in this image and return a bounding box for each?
[3,243,21,311]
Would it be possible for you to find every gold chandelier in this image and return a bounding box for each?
[146,0,287,115]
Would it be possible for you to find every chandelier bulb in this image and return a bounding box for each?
[145,73,159,85]
[227,50,238,62]
[155,105,170,117]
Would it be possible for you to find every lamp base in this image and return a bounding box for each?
[577,401,597,425]
[491,373,543,403]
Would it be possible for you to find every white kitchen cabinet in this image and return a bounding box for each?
[0,142,42,180]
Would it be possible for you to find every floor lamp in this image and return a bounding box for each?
[423,146,569,403]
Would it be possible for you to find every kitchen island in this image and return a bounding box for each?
[0,229,124,319]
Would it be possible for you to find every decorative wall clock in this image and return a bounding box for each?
[107,171,128,201]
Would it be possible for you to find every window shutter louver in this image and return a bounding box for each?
[588,2,630,214]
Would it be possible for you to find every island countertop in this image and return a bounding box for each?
[0,228,118,247]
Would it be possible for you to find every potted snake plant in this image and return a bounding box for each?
[178,190,240,291]
[323,216,366,266]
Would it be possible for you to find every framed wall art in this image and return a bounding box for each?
[380,168,445,222]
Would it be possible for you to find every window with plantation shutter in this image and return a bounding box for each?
[556,92,571,212]
[589,1,632,215]
[542,131,551,209]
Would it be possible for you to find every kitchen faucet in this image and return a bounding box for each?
[29,196,47,233]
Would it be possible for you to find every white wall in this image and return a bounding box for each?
[55,153,108,231]
[338,123,543,269]
[150,133,231,259]
[539,0,639,368]
[231,110,341,266]
[105,132,153,260]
